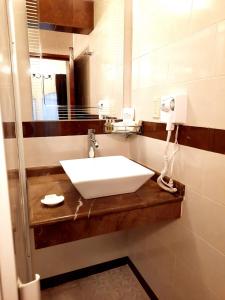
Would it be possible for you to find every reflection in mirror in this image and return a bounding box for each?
[30,58,69,120]
[25,0,125,120]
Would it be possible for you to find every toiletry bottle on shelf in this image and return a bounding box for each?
[108,119,113,133]
[105,119,109,133]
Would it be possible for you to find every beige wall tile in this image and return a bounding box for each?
[138,49,170,88]
[129,135,165,171]
[0,86,16,122]
[172,259,219,300]
[132,0,198,59]
[24,135,87,167]
[173,146,225,204]
[130,136,205,194]
[186,77,225,129]
[13,0,26,13]
[129,135,225,299]
[181,188,225,254]
[129,218,225,299]
[168,25,217,83]
[133,76,225,128]
[156,221,225,299]
[131,136,225,206]
[4,139,19,170]
[127,226,175,299]
[132,88,155,122]
[168,0,192,41]
[132,82,188,122]
[173,145,205,191]
[40,30,73,56]
[23,134,130,168]
[133,0,176,57]
[96,134,130,157]
[201,151,225,205]
[190,0,225,33]
[73,34,89,59]
[31,230,129,279]
[215,20,225,76]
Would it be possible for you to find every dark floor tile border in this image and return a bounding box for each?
[3,122,16,139]
[40,257,127,290]
[40,256,158,299]
[127,258,158,300]
[22,120,105,138]
[142,121,225,155]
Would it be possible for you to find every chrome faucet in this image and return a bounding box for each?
[88,129,99,158]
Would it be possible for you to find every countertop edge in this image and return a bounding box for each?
[30,196,184,228]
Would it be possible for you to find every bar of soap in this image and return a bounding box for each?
[41,194,64,206]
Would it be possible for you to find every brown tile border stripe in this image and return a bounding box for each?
[141,122,174,141]
[3,122,16,139]
[22,120,105,138]
[142,121,225,155]
[22,120,225,154]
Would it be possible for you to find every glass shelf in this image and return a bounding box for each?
[104,124,142,137]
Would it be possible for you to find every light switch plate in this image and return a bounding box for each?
[152,97,161,119]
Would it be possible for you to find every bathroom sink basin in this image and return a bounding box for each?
[60,156,155,199]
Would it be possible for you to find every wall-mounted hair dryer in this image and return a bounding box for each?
[157,94,187,193]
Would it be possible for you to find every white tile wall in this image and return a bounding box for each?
[24,134,130,168]
[132,0,225,130]
[129,1,225,299]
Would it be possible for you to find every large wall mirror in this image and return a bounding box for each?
[26,0,126,120]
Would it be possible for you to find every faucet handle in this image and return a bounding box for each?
[88,129,95,135]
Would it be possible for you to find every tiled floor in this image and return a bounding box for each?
[41,265,150,300]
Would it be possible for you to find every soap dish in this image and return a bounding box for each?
[41,194,64,206]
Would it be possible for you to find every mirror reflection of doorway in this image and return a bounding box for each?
[30,58,69,120]
[73,51,91,119]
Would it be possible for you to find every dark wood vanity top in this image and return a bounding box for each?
[27,166,184,248]
[28,172,184,227]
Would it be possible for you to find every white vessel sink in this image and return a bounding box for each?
[60,156,155,199]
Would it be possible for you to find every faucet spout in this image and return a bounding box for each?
[88,129,99,158]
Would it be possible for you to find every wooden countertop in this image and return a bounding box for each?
[28,172,184,228]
